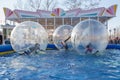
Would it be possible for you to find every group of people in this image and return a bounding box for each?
[109,37,120,44]
[61,36,98,54]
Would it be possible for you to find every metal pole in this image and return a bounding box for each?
[62,18,64,25]
[45,18,47,30]
[71,18,72,25]
[114,28,116,38]
[109,29,111,40]
[54,17,55,30]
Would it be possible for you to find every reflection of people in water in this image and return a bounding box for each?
[61,36,71,50]
[24,43,40,55]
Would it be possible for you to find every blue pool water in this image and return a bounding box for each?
[0,50,120,80]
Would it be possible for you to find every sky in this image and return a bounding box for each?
[0,0,120,30]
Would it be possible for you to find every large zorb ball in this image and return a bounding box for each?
[10,21,48,53]
[53,25,73,50]
[71,19,108,55]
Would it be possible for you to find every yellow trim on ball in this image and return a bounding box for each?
[0,50,15,55]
